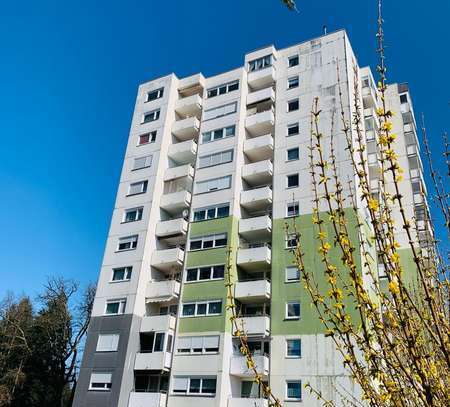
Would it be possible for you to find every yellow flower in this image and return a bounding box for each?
[376,107,385,116]
[382,121,393,132]
[368,199,379,212]
[388,280,400,295]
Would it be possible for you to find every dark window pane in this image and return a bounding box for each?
[189,379,201,393]
[197,303,207,315]
[186,269,198,281]
[217,205,229,218]
[190,240,202,250]
[199,267,211,280]
[212,265,225,279]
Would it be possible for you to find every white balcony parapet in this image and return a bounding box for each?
[237,245,271,270]
[243,134,273,161]
[228,398,269,407]
[145,280,181,302]
[156,218,188,238]
[235,279,270,302]
[140,314,176,333]
[128,392,167,407]
[175,94,203,117]
[168,139,197,164]
[235,315,270,337]
[150,247,184,271]
[240,186,272,210]
[160,191,191,212]
[245,109,275,136]
[230,354,269,377]
[134,351,172,371]
[178,73,205,92]
[242,160,273,185]
[247,65,276,89]
[239,215,271,240]
[172,116,200,140]
[362,85,377,108]
[164,164,194,182]
[247,87,275,106]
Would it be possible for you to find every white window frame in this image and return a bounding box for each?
[137,130,157,146]
[127,180,148,196]
[286,147,299,161]
[287,122,299,136]
[285,380,302,401]
[146,87,164,102]
[176,335,220,354]
[132,155,152,170]
[181,300,222,317]
[288,55,299,67]
[141,109,160,124]
[285,301,301,320]
[286,202,299,217]
[89,372,112,391]
[286,233,298,249]
[286,173,299,188]
[122,207,143,223]
[116,235,138,252]
[287,98,299,112]
[286,339,302,358]
[248,55,273,72]
[198,149,234,169]
[203,103,237,121]
[192,203,230,222]
[111,266,132,282]
[287,76,299,89]
[202,125,235,143]
[285,266,300,283]
[207,80,239,98]
[189,233,227,251]
[96,333,120,352]
[104,299,127,316]
[195,175,232,195]
[172,376,217,396]
[185,265,225,283]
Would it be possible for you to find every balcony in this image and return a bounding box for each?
[244,134,273,161]
[237,244,271,271]
[230,355,269,377]
[140,314,176,333]
[156,218,188,239]
[164,164,194,182]
[168,139,197,164]
[240,186,272,211]
[234,315,270,337]
[178,73,205,93]
[362,85,377,108]
[247,87,275,106]
[228,398,268,407]
[175,94,202,118]
[134,351,172,371]
[242,160,273,186]
[160,191,191,213]
[145,280,181,302]
[239,215,271,240]
[245,109,275,136]
[235,279,271,303]
[150,247,184,272]
[172,117,200,140]
[128,392,167,407]
[247,65,276,89]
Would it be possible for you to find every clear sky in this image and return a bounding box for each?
[0,0,448,299]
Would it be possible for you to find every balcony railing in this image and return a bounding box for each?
[164,164,194,182]
[145,280,181,301]
[134,351,172,371]
[175,94,202,118]
[242,160,273,186]
[240,186,272,210]
[140,314,176,332]
[243,134,273,161]
[160,190,191,213]
[235,279,271,302]
[247,65,276,90]
[239,215,271,240]
[230,354,269,377]
[172,116,200,140]
[150,247,184,271]
[128,392,167,407]
[168,139,197,164]
[228,398,269,407]
[234,315,271,336]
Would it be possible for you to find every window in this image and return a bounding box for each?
[286,233,298,249]
[111,266,132,282]
[128,180,148,195]
[286,381,302,400]
[248,55,272,72]
[89,372,112,391]
[185,265,225,282]
[287,76,299,89]
[287,174,299,188]
[142,109,160,123]
[105,299,126,315]
[288,55,299,67]
[202,125,235,143]
[195,175,232,194]
[123,207,143,223]
[287,147,299,161]
[207,81,239,98]
[287,99,299,112]
[146,87,164,102]
[177,335,220,354]
[285,266,300,282]
[198,150,233,168]
[189,234,227,251]
[286,339,301,358]
[181,301,222,317]
[172,377,217,395]
[203,102,237,121]
[96,334,120,352]
[400,94,408,104]
[287,123,299,136]
[193,203,230,221]
[138,131,156,145]
[286,202,299,217]
[117,235,138,251]
[286,302,300,319]
[132,155,152,170]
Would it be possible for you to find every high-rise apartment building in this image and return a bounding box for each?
[73,30,428,407]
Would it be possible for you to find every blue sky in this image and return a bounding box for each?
[0,0,448,299]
